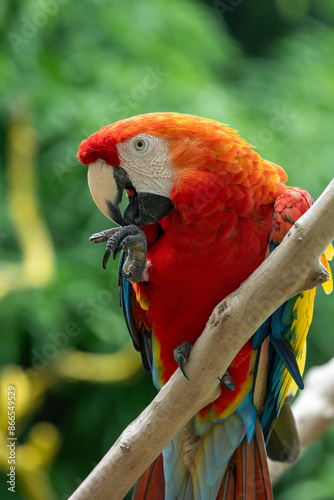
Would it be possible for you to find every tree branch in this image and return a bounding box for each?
[69,178,334,500]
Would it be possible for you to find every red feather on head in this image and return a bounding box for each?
[77,129,120,166]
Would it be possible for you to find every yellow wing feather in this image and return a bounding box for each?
[321,243,333,295]
[276,243,332,407]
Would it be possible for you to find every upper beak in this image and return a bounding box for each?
[88,162,174,227]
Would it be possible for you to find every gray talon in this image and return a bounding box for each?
[218,371,235,391]
[89,228,118,243]
[174,342,193,380]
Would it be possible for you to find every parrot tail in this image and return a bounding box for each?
[132,419,272,500]
[217,418,273,500]
[132,453,165,500]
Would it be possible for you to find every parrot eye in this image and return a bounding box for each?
[134,139,146,151]
[131,135,151,154]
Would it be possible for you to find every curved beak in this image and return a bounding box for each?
[88,161,174,227]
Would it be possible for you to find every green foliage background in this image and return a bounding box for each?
[1,0,334,498]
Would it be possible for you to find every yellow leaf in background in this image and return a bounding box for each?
[0,110,55,298]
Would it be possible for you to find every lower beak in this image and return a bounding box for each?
[123,191,174,226]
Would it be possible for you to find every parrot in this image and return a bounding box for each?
[77,112,333,500]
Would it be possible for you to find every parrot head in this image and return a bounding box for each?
[77,113,236,227]
[77,112,287,228]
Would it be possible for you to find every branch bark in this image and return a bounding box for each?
[69,179,334,500]
[269,357,334,483]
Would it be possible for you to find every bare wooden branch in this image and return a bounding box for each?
[269,357,334,483]
[69,178,334,500]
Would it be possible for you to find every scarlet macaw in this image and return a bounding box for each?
[77,113,333,499]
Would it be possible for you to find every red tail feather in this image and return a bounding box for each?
[217,419,273,500]
[132,454,165,500]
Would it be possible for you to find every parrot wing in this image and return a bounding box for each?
[119,252,153,372]
[253,188,333,450]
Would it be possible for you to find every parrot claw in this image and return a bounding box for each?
[218,371,235,391]
[89,228,119,243]
[92,225,147,282]
[174,342,193,380]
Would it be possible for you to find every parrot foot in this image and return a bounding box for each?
[218,371,235,391]
[89,225,147,282]
[174,342,236,390]
[174,342,193,380]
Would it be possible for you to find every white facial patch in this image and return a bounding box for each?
[116,134,175,197]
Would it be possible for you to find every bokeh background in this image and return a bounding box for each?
[1,0,334,499]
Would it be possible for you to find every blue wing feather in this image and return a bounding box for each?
[118,252,153,371]
[253,242,305,439]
